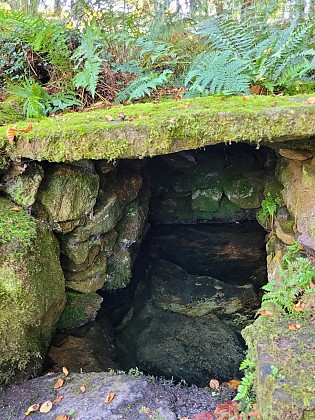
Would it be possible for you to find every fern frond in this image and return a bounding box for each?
[185,51,250,95]
[116,69,172,103]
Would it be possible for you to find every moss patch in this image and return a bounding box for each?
[0,99,24,125]
[243,315,315,419]
[1,95,315,162]
[0,197,37,253]
[0,199,65,386]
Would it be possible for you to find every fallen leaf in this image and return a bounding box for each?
[53,395,64,403]
[306,97,315,104]
[105,114,115,121]
[226,379,240,390]
[209,379,220,389]
[10,207,20,212]
[54,416,69,420]
[24,403,40,416]
[249,84,262,95]
[40,401,53,413]
[293,301,304,311]
[214,400,240,420]
[289,323,301,331]
[104,392,115,404]
[179,101,191,108]
[193,411,214,420]
[54,378,64,389]
[80,384,86,393]
[5,124,32,145]
[62,366,69,377]
[139,115,149,119]
[6,125,17,145]
[67,408,75,416]
[248,403,261,418]
[242,95,250,100]
[257,309,274,316]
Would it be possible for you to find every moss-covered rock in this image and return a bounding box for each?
[223,174,264,209]
[191,187,222,212]
[3,162,44,207]
[243,315,315,420]
[1,95,315,162]
[0,198,65,386]
[36,164,99,224]
[58,291,103,330]
[65,253,107,293]
[70,191,122,242]
[277,157,315,251]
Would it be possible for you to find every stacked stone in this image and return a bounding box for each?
[1,159,150,330]
[149,143,278,224]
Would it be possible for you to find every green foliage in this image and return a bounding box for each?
[235,355,256,414]
[8,78,81,118]
[185,50,251,95]
[185,15,315,96]
[72,22,104,98]
[257,193,281,227]
[116,69,172,103]
[269,364,285,381]
[262,242,315,314]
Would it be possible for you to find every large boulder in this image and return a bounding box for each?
[35,164,99,227]
[0,198,65,386]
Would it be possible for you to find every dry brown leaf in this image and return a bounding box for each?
[105,114,115,121]
[80,384,86,393]
[306,97,315,104]
[40,401,53,413]
[54,416,69,420]
[293,301,305,311]
[289,323,301,331]
[226,379,240,390]
[62,366,69,377]
[242,95,250,100]
[247,404,261,418]
[6,125,17,145]
[139,115,149,119]
[53,395,64,404]
[257,309,274,316]
[5,123,32,145]
[54,378,64,389]
[179,102,191,108]
[104,392,115,404]
[18,123,32,133]
[209,379,220,389]
[10,207,20,212]
[24,403,40,415]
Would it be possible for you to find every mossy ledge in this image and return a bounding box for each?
[1,95,315,162]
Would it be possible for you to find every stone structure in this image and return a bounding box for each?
[0,95,315,418]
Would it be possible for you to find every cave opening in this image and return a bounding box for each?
[47,142,276,385]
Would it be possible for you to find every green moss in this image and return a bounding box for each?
[58,291,92,329]
[242,315,315,419]
[0,99,25,125]
[0,208,65,386]
[0,197,37,253]
[1,95,315,162]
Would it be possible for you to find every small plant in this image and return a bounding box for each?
[269,364,285,381]
[257,193,281,228]
[262,242,315,314]
[234,355,256,414]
